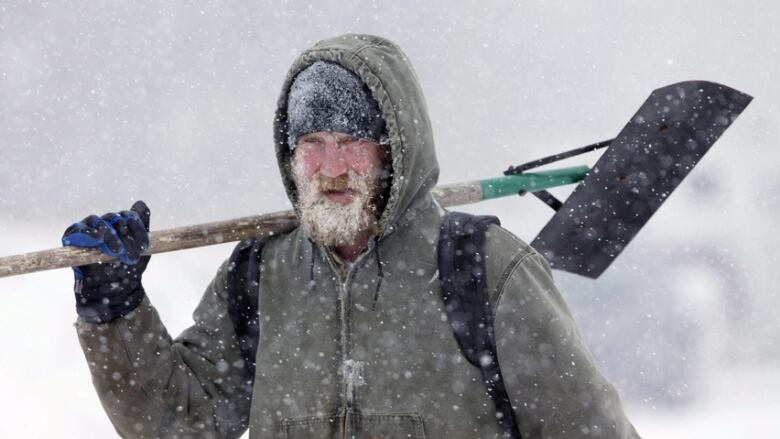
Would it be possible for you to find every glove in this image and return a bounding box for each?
[62,200,151,323]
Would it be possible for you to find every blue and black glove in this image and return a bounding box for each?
[62,200,151,323]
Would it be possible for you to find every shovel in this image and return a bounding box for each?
[0,80,751,279]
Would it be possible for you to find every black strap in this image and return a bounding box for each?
[504,138,612,175]
[531,189,563,211]
[503,139,610,213]
[438,212,522,438]
[225,237,271,378]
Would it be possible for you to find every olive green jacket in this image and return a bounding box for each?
[77,34,639,438]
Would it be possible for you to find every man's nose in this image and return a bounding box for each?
[318,146,349,178]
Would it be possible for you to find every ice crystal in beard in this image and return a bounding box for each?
[292,159,381,247]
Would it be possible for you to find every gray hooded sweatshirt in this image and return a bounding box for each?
[76,34,640,439]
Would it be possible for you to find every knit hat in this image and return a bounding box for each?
[286,61,386,149]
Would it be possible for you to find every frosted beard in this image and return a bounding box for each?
[292,158,383,248]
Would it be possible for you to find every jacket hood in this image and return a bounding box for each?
[274,34,439,239]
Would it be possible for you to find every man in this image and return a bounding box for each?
[65,34,639,438]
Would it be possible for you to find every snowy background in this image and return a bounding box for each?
[1,1,779,437]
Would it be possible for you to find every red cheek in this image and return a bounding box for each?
[297,150,324,177]
[345,156,370,173]
[344,149,383,175]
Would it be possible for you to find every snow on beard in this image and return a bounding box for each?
[292,157,382,248]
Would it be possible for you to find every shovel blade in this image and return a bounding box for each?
[531,80,752,278]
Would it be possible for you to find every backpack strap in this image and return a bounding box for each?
[225,237,271,378]
[438,212,522,439]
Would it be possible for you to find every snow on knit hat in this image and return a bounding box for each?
[286,61,386,149]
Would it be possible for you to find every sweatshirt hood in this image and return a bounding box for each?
[274,34,439,239]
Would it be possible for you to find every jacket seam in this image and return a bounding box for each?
[113,316,168,413]
[114,304,227,435]
[492,251,537,313]
[351,43,381,58]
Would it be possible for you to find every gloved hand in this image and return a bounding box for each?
[62,200,151,323]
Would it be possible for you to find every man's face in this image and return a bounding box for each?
[291,131,389,247]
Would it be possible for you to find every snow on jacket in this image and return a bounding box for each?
[76,34,640,438]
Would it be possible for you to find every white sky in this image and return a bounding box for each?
[1,1,778,437]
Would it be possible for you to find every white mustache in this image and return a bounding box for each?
[292,158,382,247]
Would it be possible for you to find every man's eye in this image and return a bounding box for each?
[342,137,362,147]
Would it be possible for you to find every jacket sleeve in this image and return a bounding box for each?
[493,251,641,439]
[75,259,253,439]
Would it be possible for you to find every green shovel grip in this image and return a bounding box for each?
[479,166,590,201]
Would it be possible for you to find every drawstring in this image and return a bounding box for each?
[371,236,384,311]
[308,237,384,309]
[308,240,318,292]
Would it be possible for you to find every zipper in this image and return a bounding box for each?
[339,277,349,439]
[317,241,376,439]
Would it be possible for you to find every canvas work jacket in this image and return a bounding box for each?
[76,34,640,438]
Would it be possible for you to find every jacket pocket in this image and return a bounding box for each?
[281,412,426,439]
[281,415,340,439]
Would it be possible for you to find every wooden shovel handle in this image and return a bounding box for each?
[0,210,299,279]
[0,182,484,279]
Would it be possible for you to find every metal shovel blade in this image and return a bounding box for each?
[531,80,752,278]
